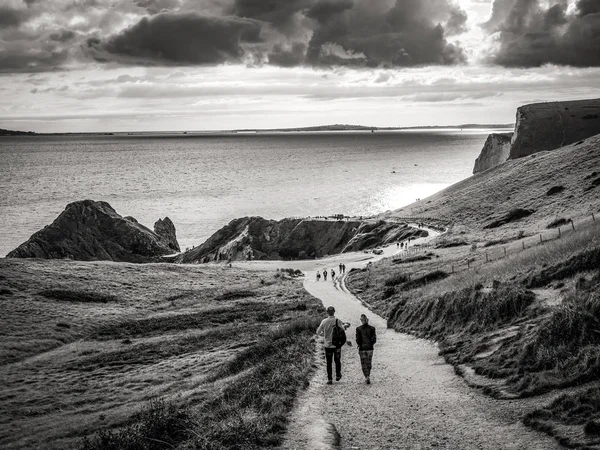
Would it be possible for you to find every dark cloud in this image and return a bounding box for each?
[306,0,354,23]
[486,0,600,67]
[50,30,76,42]
[86,12,263,65]
[231,0,313,27]
[0,46,69,72]
[0,0,469,71]
[306,0,467,67]
[0,7,30,28]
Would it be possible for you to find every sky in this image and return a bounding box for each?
[1,0,599,132]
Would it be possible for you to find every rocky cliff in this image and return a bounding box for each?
[473,133,513,174]
[7,200,179,262]
[176,217,427,263]
[154,217,180,252]
[509,98,600,160]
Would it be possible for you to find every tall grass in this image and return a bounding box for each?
[81,316,322,450]
[81,399,195,450]
[389,284,535,338]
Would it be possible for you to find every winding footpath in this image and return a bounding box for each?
[237,228,562,449]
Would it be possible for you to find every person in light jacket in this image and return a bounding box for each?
[355,314,377,384]
[316,306,348,384]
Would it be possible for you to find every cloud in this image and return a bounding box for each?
[485,0,600,67]
[0,6,31,28]
[0,0,469,72]
[306,0,468,67]
[86,12,263,65]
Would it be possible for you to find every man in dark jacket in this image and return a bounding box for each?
[355,314,377,384]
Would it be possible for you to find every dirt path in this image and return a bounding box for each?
[273,230,563,450]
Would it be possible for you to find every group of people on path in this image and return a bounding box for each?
[316,306,377,384]
[316,263,346,282]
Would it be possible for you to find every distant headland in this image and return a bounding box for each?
[0,124,514,137]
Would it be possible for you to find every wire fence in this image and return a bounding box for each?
[371,211,599,276]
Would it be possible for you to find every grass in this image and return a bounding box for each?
[0,258,321,450]
[81,399,195,450]
[524,386,600,448]
[81,316,321,450]
[347,215,600,446]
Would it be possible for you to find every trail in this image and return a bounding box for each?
[271,229,562,450]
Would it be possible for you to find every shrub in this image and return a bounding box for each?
[39,289,117,303]
[546,186,565,196]
[546,218,569,229]
[384,273,409,287]
[484,208,535,229]
[217,290,257,301]
[524,247,600,288]
[81,399,194,450]
[399,270,449,291]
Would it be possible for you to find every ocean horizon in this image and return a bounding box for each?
[0,129,507,257]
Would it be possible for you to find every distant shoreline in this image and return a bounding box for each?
[0,124,514,138]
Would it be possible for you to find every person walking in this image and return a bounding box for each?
[316,271,321,281]
[316,306,348,384]
[355,314,377,384]
[323,269,328,281]
[331,269,336,281]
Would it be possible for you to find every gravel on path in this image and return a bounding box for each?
[280,233,562,450]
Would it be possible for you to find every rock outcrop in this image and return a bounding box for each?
[176,217,426,263]
[509,98,600,160]
[473,133,513,174]
[7,200,179,262]
[154,217,180,252]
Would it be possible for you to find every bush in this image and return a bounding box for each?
[39,289,117,303]
[384,273,409,287]
[217,290,256,301]
[399,270,449,291]
[546,218,569,229]
[524,247,600,288]
[484,208,535,229]
[81,399,194,450]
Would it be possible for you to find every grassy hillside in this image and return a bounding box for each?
[349,135,600,448]
[387,133,600,240]
[0,260,321,450]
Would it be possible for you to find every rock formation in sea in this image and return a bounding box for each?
[6,200,179,262]
[154,217,180,252]
[510,98,600,160]
[472,133,513,174]
[176,217,427,263]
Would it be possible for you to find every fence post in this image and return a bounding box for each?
[593,213,596,221]
[558,227,561,238]
[571,220,575,231]
[522,241,525,250]
[539,234,543,243]
[467,260,470,269]
[504,247,507,257]
[451,265,454,273]
[486,253,489,262]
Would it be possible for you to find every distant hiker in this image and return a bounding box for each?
[397,242,399,249]
[317,271,321,281]
[331,269,336,281]
[342,264,346,274]
[323,269,328,281]
[356,314,377,384]
[339,263,343,273]
[316,306,348,384]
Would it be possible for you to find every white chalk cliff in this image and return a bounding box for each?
[472,133,512,174]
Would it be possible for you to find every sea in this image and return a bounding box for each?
[0,130,507,257]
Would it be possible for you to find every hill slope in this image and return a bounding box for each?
[390,133,600,239]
